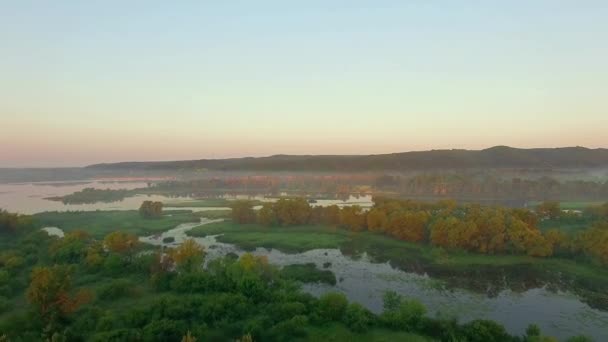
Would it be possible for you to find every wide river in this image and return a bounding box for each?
[3,180,607,340]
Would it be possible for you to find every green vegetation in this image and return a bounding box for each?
[189,221,349,253]
[280,263,337,285]
[2,210,575,342]
[164,198,263,208]
[33,210,199,238]
[45,187,131,204]
[191,206,608,311]
[194,209,233,219]
[139,200,164,219]
[301,323,433,341]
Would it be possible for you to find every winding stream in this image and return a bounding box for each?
[136,219,608,341]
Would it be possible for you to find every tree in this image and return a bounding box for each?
[366,208,388,233]
[460,319,510,342]
[385,211,428,243]
[26,265,91,321]
[103,231,139,257]
[339,206,366,231]
[344,303,374,332]
[577,223,608,265]
[273,198,311,226]
[322,205,341,225]
[139,201,163,219]
[257,203,276,226]
[50,230,90,264]
[170,239,205,273]
[231,200,256,224]
[0,209,32,235]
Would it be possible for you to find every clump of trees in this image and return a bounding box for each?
[139,201,163,219]
[0,209,32,235]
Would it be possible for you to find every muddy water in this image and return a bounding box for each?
[138,219,608,341]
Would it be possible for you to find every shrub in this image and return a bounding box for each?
[97,279,136,301]
[344,302,374,332]
[380,291,426,331]
[317,292,348,322]
[460,319,511,342]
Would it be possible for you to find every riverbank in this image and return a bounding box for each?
[188,220,608,310]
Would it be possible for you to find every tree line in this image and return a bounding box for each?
[232,198,608,265]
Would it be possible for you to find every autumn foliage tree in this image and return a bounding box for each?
[26,265,91,321]
[103,231,140,257]
[170,239,205,272]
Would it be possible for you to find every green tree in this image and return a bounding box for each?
[139,201,163,219]
[317,292,348,321]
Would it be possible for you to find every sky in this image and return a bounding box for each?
[1,1,607,167]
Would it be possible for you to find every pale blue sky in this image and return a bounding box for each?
[1,1,607,166]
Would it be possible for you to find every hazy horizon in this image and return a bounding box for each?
[2,1,607,167]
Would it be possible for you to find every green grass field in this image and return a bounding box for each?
[33,210,200,238]
[188,221,350,252]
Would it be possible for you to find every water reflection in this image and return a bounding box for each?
[137,219,608,341]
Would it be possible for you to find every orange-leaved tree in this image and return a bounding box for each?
[26,265,92,321]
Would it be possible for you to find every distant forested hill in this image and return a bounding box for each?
[86,146,608,171]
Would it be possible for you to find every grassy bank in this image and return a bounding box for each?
[280,263,337,285]
[188,221,350,252]
[33,210,200,238]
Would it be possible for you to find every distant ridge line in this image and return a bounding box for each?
[85,146,608,171]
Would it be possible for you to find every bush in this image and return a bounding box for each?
[267,315,308,340]
[171,272,212,293]
[0,296,12,314]
[380,291,426,331]
[344,302,374,332]
[460,319,511,342]
[141,319,186,341]
[97,279,136,301]
[317,292,348,322]
[103,254,128,276]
